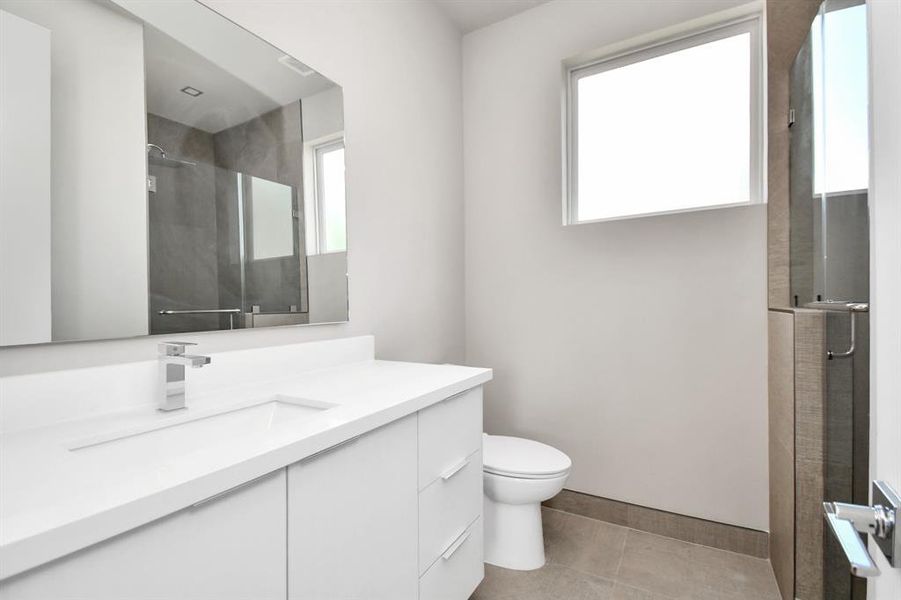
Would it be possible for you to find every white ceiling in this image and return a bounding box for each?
[432,0,550,34]
[116,0,337,133]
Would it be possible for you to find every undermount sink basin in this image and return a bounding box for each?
[67,395,337,457]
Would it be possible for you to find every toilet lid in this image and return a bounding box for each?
[483,434,572,479]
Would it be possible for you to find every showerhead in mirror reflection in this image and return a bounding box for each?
[0,0,347,347]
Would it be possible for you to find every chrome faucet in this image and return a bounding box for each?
[158,341,211,411]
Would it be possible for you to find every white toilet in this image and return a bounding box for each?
[482,434,572,570]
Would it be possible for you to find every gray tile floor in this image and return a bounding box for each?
[472,508,782,600]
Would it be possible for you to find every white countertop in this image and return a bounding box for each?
[0,357,491,580]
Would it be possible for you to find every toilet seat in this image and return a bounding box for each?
[483,434,572,480]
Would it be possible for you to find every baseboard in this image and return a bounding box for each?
[543,489,769,559]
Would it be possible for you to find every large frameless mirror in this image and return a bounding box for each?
[0,0,347,347]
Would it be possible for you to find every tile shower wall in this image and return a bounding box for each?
[794,309,826,600]
[768,310,795,600]
[768,308,839,600]
[147,114,221,334]
[213,102,308,315]
[823,312,869,600]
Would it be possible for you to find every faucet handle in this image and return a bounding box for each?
[159,341,198,356]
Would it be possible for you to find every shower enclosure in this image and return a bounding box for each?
[789,1,869,598]
[147,104,308,335]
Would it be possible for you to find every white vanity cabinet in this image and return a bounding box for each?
[417,387,484,600]
[287,413,419,600]
[0,385,485,600]
[287,387,484,600]
[0,470,288,600]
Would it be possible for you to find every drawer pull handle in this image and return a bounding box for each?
[192,472,271,508]
[440,457,470,481]
[302,435,360,463]
[442,529,471,561]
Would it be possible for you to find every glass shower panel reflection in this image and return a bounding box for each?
[249,176,296,261]
[217,170,306,321]
[149,158,307,335]
[147,126,224,335]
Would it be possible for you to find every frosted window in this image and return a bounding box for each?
[812,4,868,194]
[570,27,758,222]
[318,145,346,253]
[250,176,295,260]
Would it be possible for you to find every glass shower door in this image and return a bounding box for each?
[215,169,307,326]
[789,1,870,599]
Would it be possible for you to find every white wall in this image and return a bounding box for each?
[463,0,769,530]
[302,86,344,142]
[0,0,149,343]
[0,10,51,346]
[302,85,348,322]
[0,0,463,375]
[308,252,348,324]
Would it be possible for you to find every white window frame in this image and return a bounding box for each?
[303,132,345,255]
[563,10,765,225]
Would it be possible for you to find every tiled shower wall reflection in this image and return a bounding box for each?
[213,102,308,315]
[147,114,220,334]
[147,102,308,335]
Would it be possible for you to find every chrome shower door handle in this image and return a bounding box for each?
[823,480,901,578]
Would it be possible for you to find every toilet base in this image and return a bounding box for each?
[483,496,546,571]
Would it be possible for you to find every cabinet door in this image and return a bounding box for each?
[0,469,287,600]
[288,415,418,600]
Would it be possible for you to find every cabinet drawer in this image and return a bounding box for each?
[419,449,482,574]
[419,518,483,600]
[418,387,482,490]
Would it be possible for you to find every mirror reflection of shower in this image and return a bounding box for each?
[146,143,197,168]
[146,106,309,336]
[139,14,347,337]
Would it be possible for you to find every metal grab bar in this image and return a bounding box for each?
[157,309,241,314]
[157,308,241,330]
[803,301,869,359]
[828,312,858,360]
[804,300,869,313]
